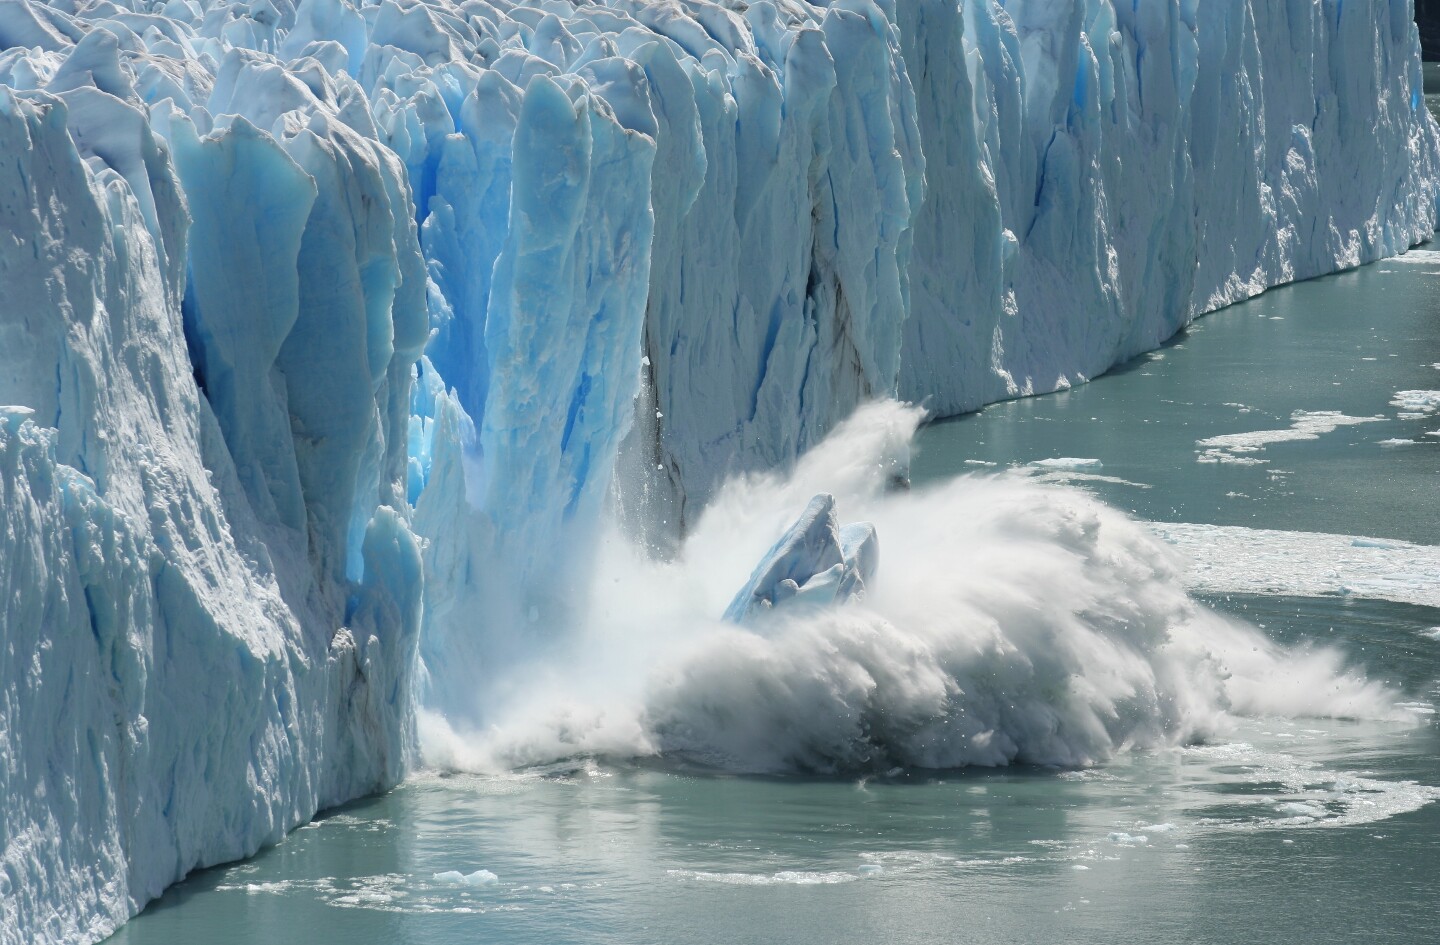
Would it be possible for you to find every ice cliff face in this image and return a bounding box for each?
[0,25,422,944]
[0,1,1436,942]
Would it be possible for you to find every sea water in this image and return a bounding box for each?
[107,251,1440,944]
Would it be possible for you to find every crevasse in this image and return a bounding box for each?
[0,1,1435,942]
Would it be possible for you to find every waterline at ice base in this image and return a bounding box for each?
[418,401,1409,775]
[1,1,1437,942]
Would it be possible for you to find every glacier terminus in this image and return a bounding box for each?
[1,1,1437,942]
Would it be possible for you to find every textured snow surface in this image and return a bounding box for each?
[1,1,1437,942]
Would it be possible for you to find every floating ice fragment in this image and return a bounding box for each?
[723,494,878,624]
[1390,391,1440,414]
[1275,802,1328,820]
[1196,411,1385,463]
[433,870,498,887]
[1352,538,1405,549]
[1151,524,1440,609]
[668,869,856,886]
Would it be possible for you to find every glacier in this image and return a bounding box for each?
[0,0,1437,942]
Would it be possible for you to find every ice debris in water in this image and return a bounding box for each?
[724,494,878,625]
[433,870,499,888]
[1390,391,1440,414]
[1195,411,1385,463]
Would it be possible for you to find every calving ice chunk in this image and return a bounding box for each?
[724,493,879,623]
[0,1,1437,943]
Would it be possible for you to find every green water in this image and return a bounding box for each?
[910,253,1440,542]
[110,252,1440,943]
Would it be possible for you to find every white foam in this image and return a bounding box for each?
[1387,250,1440,264]
[1184,741,1440,831]
[422,404,1410,776]
[1021,469,1152,489]
[1030,457,1104,470]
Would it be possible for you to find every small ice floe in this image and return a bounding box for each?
[1196,411,1384,463]
[1197,449,1267,465]
[857,864,883,877]
[1275,801,1329,821]
[1139,823,1177,834]
[1377,438,1417,447]
[1352,537,1406,549]
[1030,457,1103,470]
[433,870,499,887]
[233,881,295,895]
[1419,627,1440,641]
[1107,832,1148,846]
[1391,390,1440,414]
[668,869,856,886]
[1148,523,1440,609]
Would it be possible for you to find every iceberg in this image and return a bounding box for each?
[0,1,1436,942]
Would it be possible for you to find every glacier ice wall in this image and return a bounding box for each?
[0,1,1436,942]
[0,37,422,945]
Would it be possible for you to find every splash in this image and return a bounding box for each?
[420,402,1406,775]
